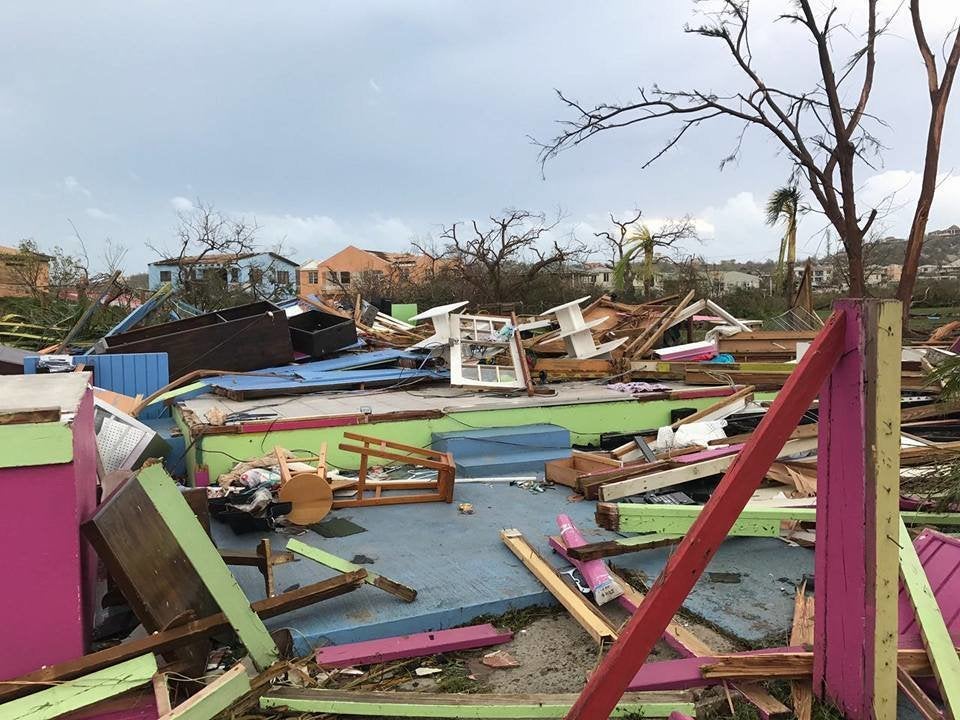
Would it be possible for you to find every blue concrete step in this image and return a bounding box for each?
[432,424,571,478]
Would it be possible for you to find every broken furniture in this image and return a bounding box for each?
[0,373,97,680]
[82,464,280,674]
[449,312,526,389]
[540,296,628,359]
[287,308,358,357]
[545,450,623,489]
[409,300,470,351]
[275,443,334,524]
[92,300,293,378]
[94,396,170,473]
[335,432,455,507]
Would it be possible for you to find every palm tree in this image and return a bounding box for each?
[765,186,802,302]
[612,225,653,297]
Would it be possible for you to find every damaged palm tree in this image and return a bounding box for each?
[766,185,803,303]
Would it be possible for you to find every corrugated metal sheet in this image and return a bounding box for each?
[898,528,960,647]
[24,353,170,419]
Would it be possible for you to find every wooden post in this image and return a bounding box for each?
[563,309,846,720]
[813,299,901,720]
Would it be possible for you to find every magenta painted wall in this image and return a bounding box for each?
[0,388,98,680]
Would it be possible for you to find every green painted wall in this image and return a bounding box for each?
[0,422,73,469]
[179,392,777,485]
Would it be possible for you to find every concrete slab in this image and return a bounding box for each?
[215,484,811,653]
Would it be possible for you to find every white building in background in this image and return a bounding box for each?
[709,269,760,293]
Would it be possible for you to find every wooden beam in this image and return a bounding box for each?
[595,503,960,536]
[814,300,901,720]
[286,538,417,602]
[598,437,818,501]
[566,533,682,563]
[563,308,846,720]
[898,516,960,719]
[136,465,279,669]
[500,529,618,645]
[158,661,252,720]
[897,666,943,720]
[0,654,157,720]
[0,572,366,702]
[260,688,692,718]
[790,584,815,720]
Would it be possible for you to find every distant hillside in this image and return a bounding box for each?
[862,225,960,266]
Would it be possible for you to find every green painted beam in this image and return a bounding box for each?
[610,504,960,536]
[286,538,417,602]
[162,662,252,720]
[259,689,692,718]
[136,465,279,669]
[0,654,157,720]
[0,422,73,469]
[898,517,960,716]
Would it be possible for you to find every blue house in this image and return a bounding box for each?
[148,252,299,298]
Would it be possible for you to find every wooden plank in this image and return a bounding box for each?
[158,662,251,720]
[897,666,943,720]
[316,624,513,668]
[135,465,279,669]
[500,529,617,645]
[814,300,901,720]
[597,503,960,536]
[898,516,960,718]
[0,654,157,720]
[260,688,692,718]
[628,290,696,358]
[599,437,817,501]
[287,538,417,602]
[0,572,367,702]
[671,385,755,429]
[564,308,846,720]
[699,648,949,680]
[566,533,682,562]
[790,585,815,720]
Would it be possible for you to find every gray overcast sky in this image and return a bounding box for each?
[1,1,958,273]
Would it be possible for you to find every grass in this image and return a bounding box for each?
[468,604,561,633]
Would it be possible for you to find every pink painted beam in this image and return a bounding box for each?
[625,647,806,691]
[555,515,622,605]
[563,310,846,720]
[315,624,513,668]
[669,713,696,720]
[814,300,901,720]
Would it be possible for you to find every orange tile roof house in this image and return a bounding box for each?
[299,245,433,296]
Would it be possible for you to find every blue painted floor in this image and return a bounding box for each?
[213,484,813,653]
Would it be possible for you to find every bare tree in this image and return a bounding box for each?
[595,209,643,294]
[149,201,293,310]
[437,209,585,304]
[537,0,960,329]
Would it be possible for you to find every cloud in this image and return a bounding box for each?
[250,213,417,262]
[368,78,382,93]
[859,169,960,238]
[170,196,195,212]
[85,207,119,222]
[62,176,91,197]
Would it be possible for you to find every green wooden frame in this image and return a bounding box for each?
[259,689,692,718]
[898,517,960,716]
[136,465,279,668]
[0,654,157,720]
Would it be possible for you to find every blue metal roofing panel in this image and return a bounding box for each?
[24,353,170,418]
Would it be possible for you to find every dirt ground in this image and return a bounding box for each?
[402,603,739,696]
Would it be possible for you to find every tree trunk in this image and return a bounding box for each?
[643,243,653,299]
[785,218,797,304]
[846,236,866,298]
[896,87,955,332]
